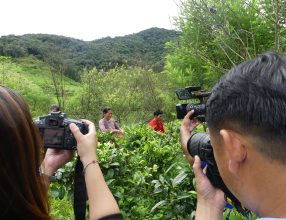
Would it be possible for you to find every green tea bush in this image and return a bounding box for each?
[50,197,74,220]
[97,124,196,219]
[50,122,255,219]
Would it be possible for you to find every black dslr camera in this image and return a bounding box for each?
[175,86,211,121]
[176,86,248,215]
[34,112,88,150]
[187,132,249,214]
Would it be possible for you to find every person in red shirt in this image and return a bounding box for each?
[148,109,165,133]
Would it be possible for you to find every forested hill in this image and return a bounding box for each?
[0,28,179,80]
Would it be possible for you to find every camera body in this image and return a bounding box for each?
[34,112,88,150]
[175,86,211,120]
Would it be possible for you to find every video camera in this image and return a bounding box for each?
[34,112,88,150]
[176,86,249,215]
[175,86,211,121]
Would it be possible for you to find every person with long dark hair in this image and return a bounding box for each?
[0,86,122,219]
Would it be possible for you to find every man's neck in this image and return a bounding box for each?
[256,169,286,217]
[244,158,286,217]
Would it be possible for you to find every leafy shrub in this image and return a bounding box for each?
[50,196,74,220]
[50,122,255,219]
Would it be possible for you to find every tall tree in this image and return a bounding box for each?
[44,54,67,110]
[166,0,286,89]
[79,66,170,125]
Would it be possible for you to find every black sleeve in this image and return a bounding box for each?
[98,213,123,220]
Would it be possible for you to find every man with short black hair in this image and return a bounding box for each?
[180,52,286,219]
[50,104,60,113]
[148,109,165,133]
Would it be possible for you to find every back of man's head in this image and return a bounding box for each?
[50,104,60,112]
[206,52,286,163]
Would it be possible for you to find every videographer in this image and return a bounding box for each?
[0,86,122,219]
[180,52,286,219]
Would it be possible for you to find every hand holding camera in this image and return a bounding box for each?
[192,155,226,218]
[180,110,201,164]
[36,112,97,176]
[181,110,201,133]
[43,148,74,176]
[69,119,98,166]
[34,112,88,150]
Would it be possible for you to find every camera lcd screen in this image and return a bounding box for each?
[43,128,64,147]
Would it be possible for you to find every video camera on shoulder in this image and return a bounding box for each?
[34,112,88,150]
[175,86,211,121]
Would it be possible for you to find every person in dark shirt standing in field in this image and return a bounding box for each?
[148,109,165,133]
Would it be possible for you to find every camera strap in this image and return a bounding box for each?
[73,156,88,220]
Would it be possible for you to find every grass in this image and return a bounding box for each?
[1,56,82,117]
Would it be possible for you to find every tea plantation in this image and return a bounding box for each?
[50,123,256,220]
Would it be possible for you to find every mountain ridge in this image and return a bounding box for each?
[0,27,180,80]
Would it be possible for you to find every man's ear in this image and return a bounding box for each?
[220,129,247,175]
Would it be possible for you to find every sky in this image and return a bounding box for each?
[1,0,181,41]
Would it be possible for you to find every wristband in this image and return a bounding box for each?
[83,160,99,174]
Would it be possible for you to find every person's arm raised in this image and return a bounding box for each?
[180,112,225,219]
[180,111,200,165]
[70,120,121,220]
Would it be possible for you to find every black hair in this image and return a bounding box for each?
[103,107,112,114]
[206,52,286,163]
[154,109,163,116]
[50,104,60,112]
